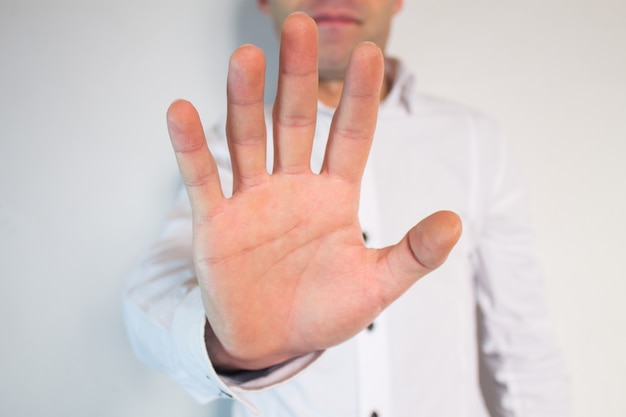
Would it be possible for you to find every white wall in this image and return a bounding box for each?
[0,0,624,416]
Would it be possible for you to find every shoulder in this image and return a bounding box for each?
[413,95,499,130]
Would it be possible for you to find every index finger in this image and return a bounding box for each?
[321,43,384,183]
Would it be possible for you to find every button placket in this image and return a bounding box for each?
[355,311,392,417]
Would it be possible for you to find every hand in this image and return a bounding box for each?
[166,12,462,371]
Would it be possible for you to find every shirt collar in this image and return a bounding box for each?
[317,57,415,116]
[380,57,415,115]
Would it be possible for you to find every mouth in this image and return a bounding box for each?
[311,10,362,26]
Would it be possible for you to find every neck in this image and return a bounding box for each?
[318,72,391,109]
[318,80,344,108]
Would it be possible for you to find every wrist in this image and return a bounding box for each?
[203,318,298,372]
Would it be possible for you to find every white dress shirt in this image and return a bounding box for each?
[123,58,570,417]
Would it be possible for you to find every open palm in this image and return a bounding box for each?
[166,13,461,371]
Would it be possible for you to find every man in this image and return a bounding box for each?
[124,1,570,416]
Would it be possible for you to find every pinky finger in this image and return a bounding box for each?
[167,99,225,217]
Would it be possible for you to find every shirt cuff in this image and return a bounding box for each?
[171,286,323,412]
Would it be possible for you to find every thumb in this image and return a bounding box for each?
[407,210,462,270]
[377,210,462,304]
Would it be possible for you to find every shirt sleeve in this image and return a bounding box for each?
[471,116,571,416]
[122,122,321,411]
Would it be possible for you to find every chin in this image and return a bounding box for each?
[318,59,350,81]
[319,68,348,82]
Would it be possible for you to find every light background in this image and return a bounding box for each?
[1,0,624,416]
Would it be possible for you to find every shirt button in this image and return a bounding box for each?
[367,322,375,331]
[371,412,379,417]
